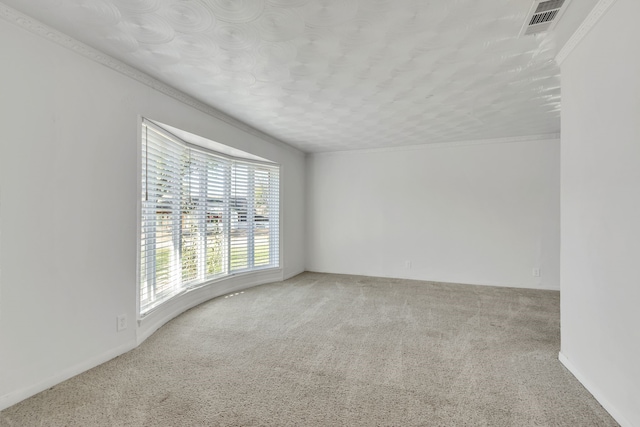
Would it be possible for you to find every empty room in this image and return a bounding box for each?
[0,0,638,425]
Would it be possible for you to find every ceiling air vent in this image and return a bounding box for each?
[519,0,570,36]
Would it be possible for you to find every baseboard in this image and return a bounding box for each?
[283,269,305,280]
[1,270,285,412]
[558,352,633,427]
[305,269,560,291]
[0,341,136,411]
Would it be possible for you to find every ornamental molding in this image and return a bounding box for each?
[555,0,618,65]
[310,133,561,157]
[0,2,303,156]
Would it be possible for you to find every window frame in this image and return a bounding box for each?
[137,118,281,317]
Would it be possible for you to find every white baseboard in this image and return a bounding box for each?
[305,269,560,291]
[0,341,136,411]
[1,270,285,412]
[558,352,633,427]
[283,269,304,280]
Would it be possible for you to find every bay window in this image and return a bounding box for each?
[140,119,279,315]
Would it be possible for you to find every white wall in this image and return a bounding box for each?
[560,0,640,425]
[306,138,560,290]
[0,18,305,409]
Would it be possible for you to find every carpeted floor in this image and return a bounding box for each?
[0,272,617,426]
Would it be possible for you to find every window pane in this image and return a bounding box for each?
[206,157,228,277]
[230,163,250,272]
[254,168,271,266]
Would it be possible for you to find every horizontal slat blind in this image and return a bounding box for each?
[230,163,251,272]
[140,120,279,315]
[254,165,279,268]
[205,155,229,279]
[141,125,189,313]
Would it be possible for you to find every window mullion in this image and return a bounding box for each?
[247,165,255,269]
[173,164,183,293]
[225,161,232,275]
[269,171,279,268]
[197,156,207,282]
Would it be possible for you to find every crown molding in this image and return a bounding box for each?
[0,2,304,157]
[555,0,618,65]
[309,133,560,157]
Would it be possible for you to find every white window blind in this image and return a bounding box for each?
[140,120,279,315]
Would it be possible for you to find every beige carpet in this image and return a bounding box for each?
[0,272,617,426]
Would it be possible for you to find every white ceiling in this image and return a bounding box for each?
[5,0,563,152]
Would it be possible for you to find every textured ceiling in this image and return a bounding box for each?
[4,0,561,152]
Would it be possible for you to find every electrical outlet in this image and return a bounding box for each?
[532,268,541,277]
[404,260,411,269]
[117,315,127,332]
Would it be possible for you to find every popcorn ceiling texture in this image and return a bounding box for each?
[0,273,616,426]
[2,0,561,152]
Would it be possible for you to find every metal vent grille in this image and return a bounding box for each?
[529,9,559,25]
[519,0,569,37]
[535,0,565,13]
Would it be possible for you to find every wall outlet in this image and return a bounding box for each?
[532,268,541,277]
[404,260,411,269]
[117,315,127,332]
